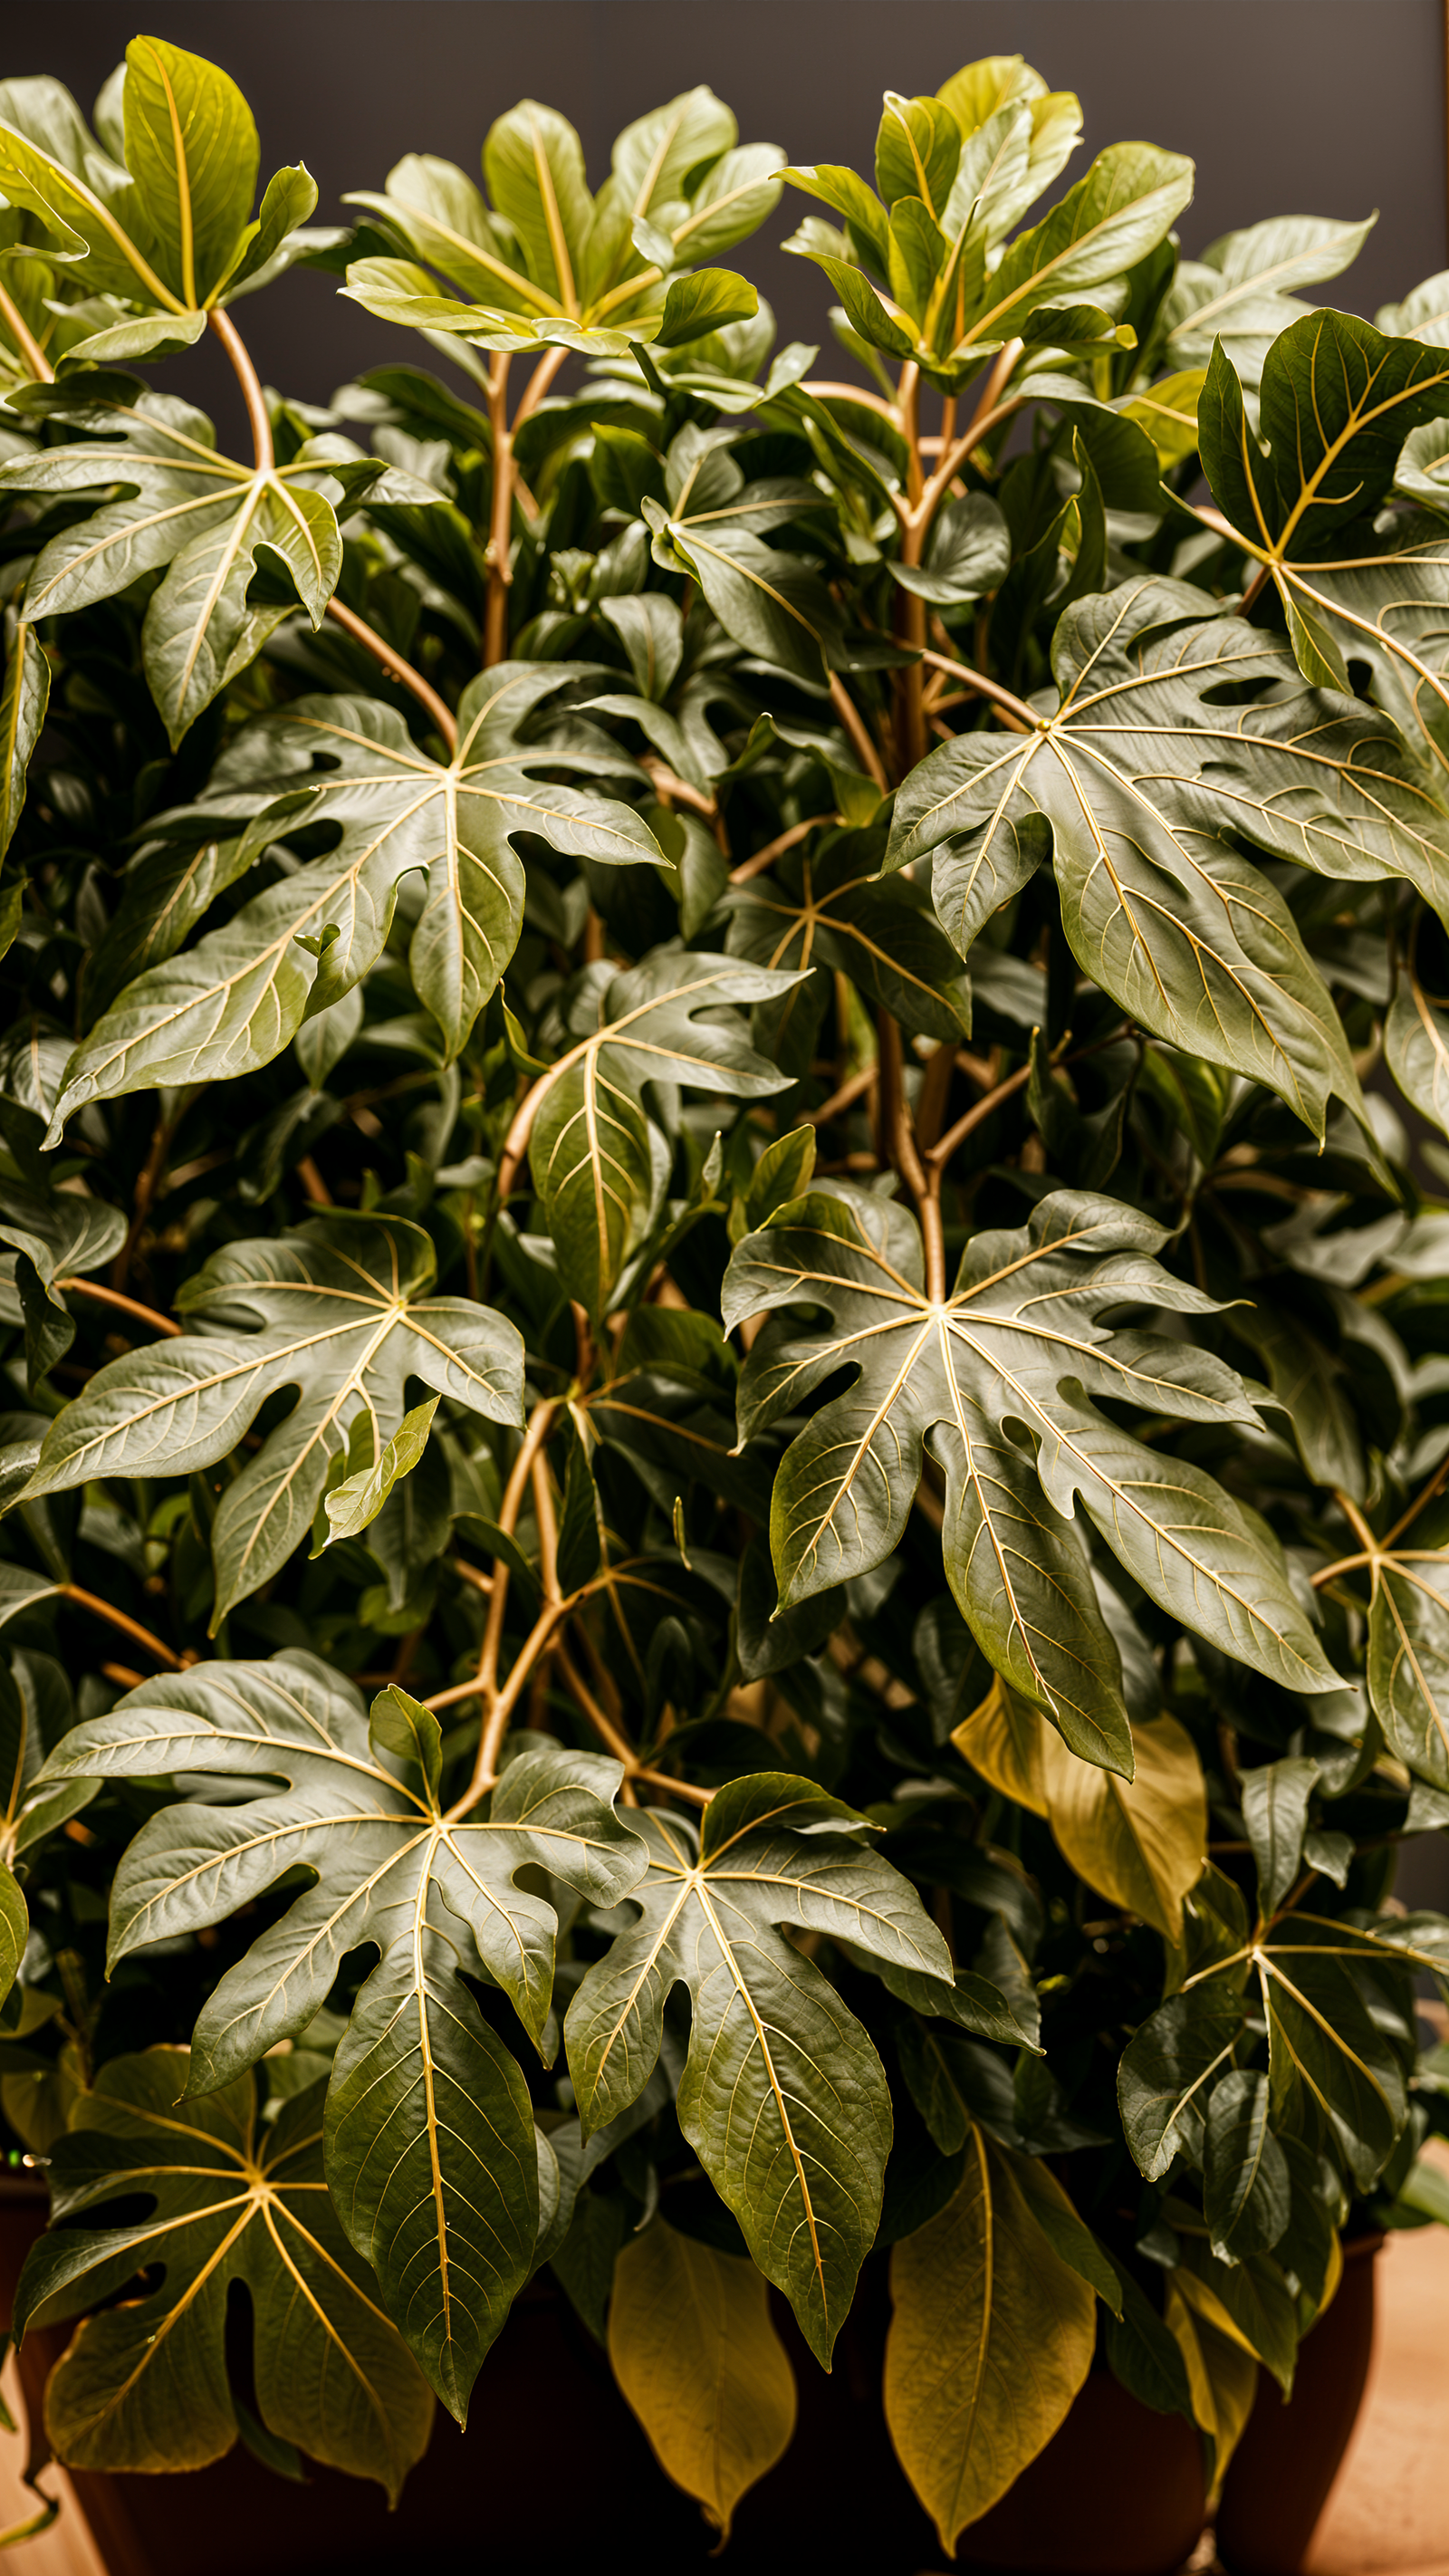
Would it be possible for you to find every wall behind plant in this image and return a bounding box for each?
[10,0,1446,431]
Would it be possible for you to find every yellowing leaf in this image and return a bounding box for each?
[1165,2278,1258,2502]
[951,1674,1049,1815]
[885,2124,1095,2552]
[1041,1712,1207,1937]
[608,2220,796,2538]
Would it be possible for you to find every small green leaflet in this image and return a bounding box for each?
[19,1212,522,1623]
[34,1659,648,2423]
[787,130,1191,391]
[45,669,666,1127]
[888,576,1438,1136]
[13,2052,433,2494]
[565,1773,950,2365]
[0,38,316,329]
[342,87,782,358]
[1121,1911,1428,2196]
[722,1183,1338,1774]
[320,1394,440,1550]
[0,613,49,870]
[516,950,801,1322]
[1198,309,1449,701]
[721,828,971,1075]
[0,380,343,747]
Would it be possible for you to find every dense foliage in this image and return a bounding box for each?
[0,34,1448,2553]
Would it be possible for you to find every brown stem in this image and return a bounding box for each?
[913,1038,958,1154]
[60,1585,184,1670]
[324,597,457,749]
[555,1638,638,1775]
[0,281,53,385]
[110,1096,187,1293]
[1384,1449,1449,1548]
[55,1277,181,1338]
[916,649,1039,732]
[911,342,1024,533]
[926,1036,1062,1172]
[484,355,513,667]
[828,674,888,791]
[634,1766,712,1809]
[878,1013,944,1300]
[800,379,903,429]
[510,343,566,432]
[729,813,843,886]
[796,1062,878,1130]
[208,307,274,472]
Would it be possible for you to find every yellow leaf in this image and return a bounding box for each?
[608,2220,796,2538]
[1041,1712,1207,1937]
[951,1674,1049,1815]
[1165,2278,1259,2503]
[885,2122,1095,2553]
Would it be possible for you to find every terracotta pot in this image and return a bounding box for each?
[958,2370,1207,2576]
[0,2187,1206,2576]
[1214,2234,1383,2576]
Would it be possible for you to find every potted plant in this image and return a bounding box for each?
[0,34,1447,2576]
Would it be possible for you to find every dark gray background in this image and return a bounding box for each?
[4,1,1446,440]
[7,0,1449,1910]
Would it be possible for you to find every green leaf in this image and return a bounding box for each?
[0,615,48,868]
[0,89,180,315]
[1162,213,1376,377]
[0,384,346,746]
[936,60,1081,242]
[608,2220,796,2540]
[645,500,840,686]
[783,163,888,274]
[723,1185,1335,1757]
[321,1395,440,1551]
[888,493,1010,606]
[892,579,1386,1138]
[484,100,593,313]
[964,142,1193,355]
[1118,1985,1246,2180]
[884,2124,1096,2552]
[1204,2069,1291,2261]
[14,2054,432,2493]
[34,1661,647,2420]
[1367,1554,1449,1788]
[654,270,757,348]
[22,1212,522,1622]
[565,1773,949,2364]
[220,163,320,301]
[121,35,258,307]
[1201,310,1449,562]
[47,676,663,1120]
[523,951,799,1322]
[722,830,971,1072]
[876,92,961,218]
[1239,1756,1319,1912]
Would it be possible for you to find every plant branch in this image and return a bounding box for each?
[324,597,457,748]
[0,282,53,385]
[60,1585,184,1669]
[829,673,888,790]
[56,1277,181,1338]
[485,354,513,666]
[729,813,843,886]
[208,306,273,472]
[917,648,1039,732]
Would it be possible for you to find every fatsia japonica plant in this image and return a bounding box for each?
[2,29,1449,2559]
